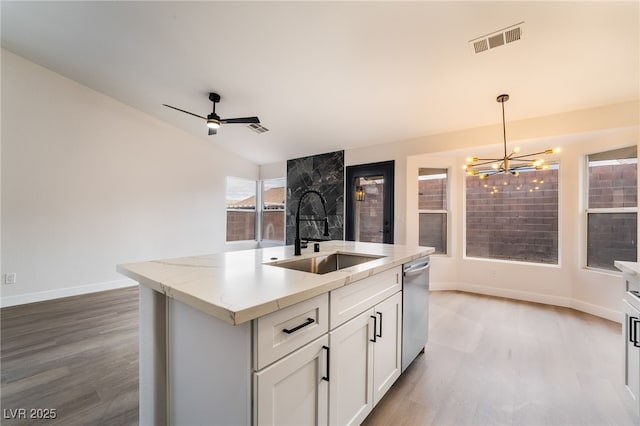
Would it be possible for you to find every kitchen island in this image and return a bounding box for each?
[118,241,433,426]
[616,260,640,417]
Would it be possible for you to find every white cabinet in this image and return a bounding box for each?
[624,297,640,413]
[254,335,329,426]
[329,308,375,426]
[372,292,402,405]
[143,266,403,426]
[619,262,640,417]
[253,294,330,425]
[330,267,401,328]
[254,294,329,370]
[329,292,402,425]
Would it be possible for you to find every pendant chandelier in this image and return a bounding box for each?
[463,94,560,179]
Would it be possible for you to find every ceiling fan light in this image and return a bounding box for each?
[207,120,220,129]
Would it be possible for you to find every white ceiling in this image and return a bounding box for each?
[2,1,638,165]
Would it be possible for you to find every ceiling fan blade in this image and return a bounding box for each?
[163,104,207,120]
[219,116,260,124]
[208,127,217,136]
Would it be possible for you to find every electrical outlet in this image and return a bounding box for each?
[4,273,16,285]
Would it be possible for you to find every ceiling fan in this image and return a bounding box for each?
[163,92,260,135]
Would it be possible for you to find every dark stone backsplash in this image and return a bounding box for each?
[286,151,344,244]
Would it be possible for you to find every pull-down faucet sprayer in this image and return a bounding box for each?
[295,189,330,256]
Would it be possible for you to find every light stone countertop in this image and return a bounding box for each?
[615,260,640,276]
[117,241,434,325]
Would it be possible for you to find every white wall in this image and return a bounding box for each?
[348,100,639,247]
[1,50,259,306]
[261,101,639,322]
[407,127,639,322]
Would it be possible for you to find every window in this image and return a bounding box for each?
[418,168,448,254]
[586,146,637,270]
[466,167,559,264]
[226,177,256,242]
[261,178,286,242]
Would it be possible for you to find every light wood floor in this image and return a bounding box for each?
[1,288,638,425]
[364,291,639,426]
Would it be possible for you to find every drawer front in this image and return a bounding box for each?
[330,267,401,329]
[255,293,329,370]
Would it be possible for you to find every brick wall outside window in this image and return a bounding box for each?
[262,210,285,241]
[419,178,447,210]
[587,161,637,269]
[588,163,637,208]
[418,177,448,253]
[466,169,559,264]
[226,211,255,242]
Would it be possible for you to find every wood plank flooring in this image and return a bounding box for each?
[363,291,640,426]
[1,287,139,425]
[1,287,637,425]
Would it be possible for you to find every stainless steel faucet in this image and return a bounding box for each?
[295,189,330,256]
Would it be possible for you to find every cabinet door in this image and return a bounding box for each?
[624,299,640,412]
[329,309,375,426]
[372,292,402,405]
[255,335,329,426]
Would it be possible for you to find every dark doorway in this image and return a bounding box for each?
[345,161,394,244]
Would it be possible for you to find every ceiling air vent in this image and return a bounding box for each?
[248,123,269,134]
[470,22,524,55]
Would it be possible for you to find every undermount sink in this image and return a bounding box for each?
[270,252,385,275]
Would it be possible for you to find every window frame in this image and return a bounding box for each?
[225,176,287,246]
[225,176,258,243]
[417,167,450,256]
[259,177,286,245]
[584,147,638,272]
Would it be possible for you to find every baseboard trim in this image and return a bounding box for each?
[0,279,138,308]
[570,298,622,323]
[431,281,621,323]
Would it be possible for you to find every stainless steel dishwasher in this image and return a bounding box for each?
[402,256,430,372]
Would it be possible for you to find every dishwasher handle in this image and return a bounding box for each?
[403,261,430,277]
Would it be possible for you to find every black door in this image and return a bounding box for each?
[345,161,394,244]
